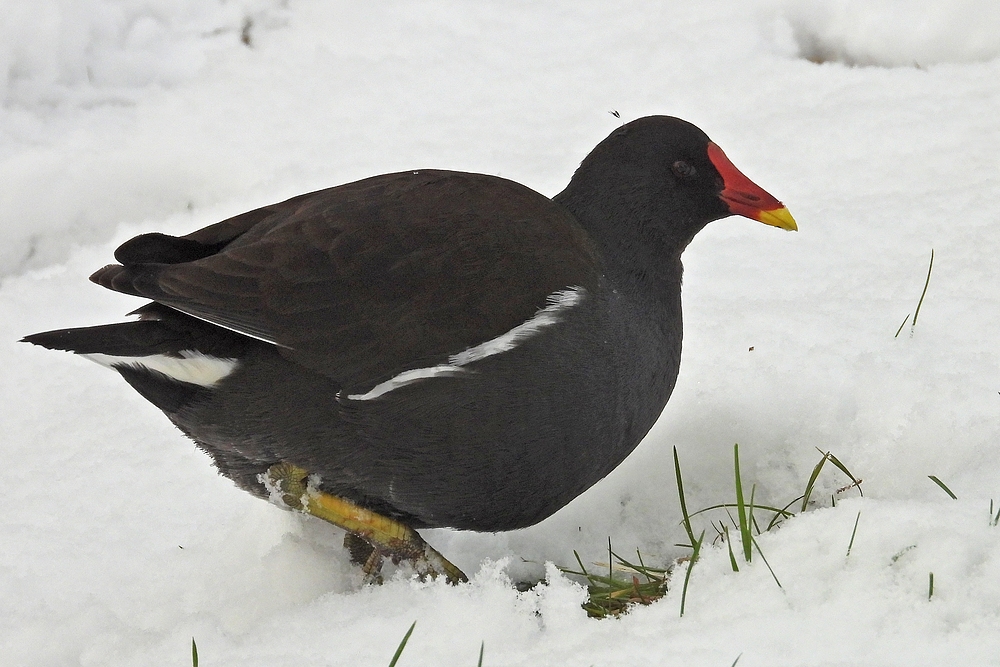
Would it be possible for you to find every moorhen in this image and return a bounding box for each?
[24,116,796,583]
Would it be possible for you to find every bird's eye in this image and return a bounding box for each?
[672,160,696,178]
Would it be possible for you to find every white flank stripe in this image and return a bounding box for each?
[346,286,585,401]
[83,350,239,388]
[449,288,584,366]
[345,364,464,401]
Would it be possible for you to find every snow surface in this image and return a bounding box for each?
[3,1,1000,665]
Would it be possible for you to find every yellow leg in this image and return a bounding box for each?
[264,462,468,584]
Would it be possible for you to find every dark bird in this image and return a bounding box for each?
[24,116,796,583]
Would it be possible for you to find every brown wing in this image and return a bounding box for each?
[94,170,603,389]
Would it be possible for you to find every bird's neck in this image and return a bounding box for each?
[553,186,696,298]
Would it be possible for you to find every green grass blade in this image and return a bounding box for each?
[191,638,198,667]
[477,641,484,667]
[609,549,668,580]
[688,503,794,521]
[724,508,740,537]
[748,484,759,536]
[894,313,910,338]
[734,444,752,562]
[992,500,1000,527]
[635,549,652,583]
[731,653,743,667]
[673,447,697,549]
[724,525,739,572]
[801,451,830,512]
[751,536,782,589]
[928,475,958,499]
[928,572,934,601]
[607,537,614,585]
[711,520,726,540]
[767,496,803,531]
[846,511,861,557]
[826,452,863,497]
[679,530,705,617]
[388,621,416,667]
[911,249,934,329]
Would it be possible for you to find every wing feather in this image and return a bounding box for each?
[98,170,603,389]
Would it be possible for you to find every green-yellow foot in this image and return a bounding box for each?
[263,462,468,584]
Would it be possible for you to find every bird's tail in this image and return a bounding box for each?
[22,318,184,357]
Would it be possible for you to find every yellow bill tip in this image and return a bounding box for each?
[757,206,797,231]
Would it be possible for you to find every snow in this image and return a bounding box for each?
[3,1,1000,665]
[782,0,1000,67]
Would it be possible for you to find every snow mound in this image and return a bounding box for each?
[782,0,1000,67]
[0,0,286,108]
[0,0,289,277]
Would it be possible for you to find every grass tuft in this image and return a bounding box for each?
[681,447,862,599]
[559,546,671,618]
[567,444,863,617]
[928,475,958,499]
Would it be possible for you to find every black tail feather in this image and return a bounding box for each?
[22,321,189,356]
[23,322,217,415]
[23,303,260,358]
